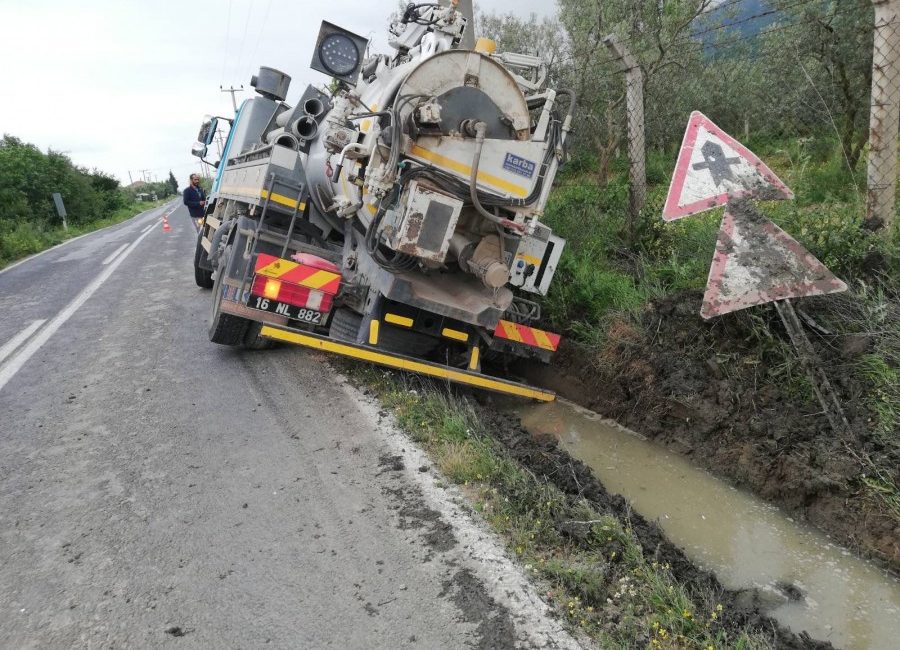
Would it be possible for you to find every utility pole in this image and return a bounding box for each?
[221,84,244,113]
[127,171,134,185]
[603,34,646,246]
[865,0,900,234]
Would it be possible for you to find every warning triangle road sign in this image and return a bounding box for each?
[700,200,847,319]
[663,111,793,222]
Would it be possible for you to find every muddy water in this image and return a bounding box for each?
[516,399,900,650]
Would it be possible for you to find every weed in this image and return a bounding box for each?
[348,364,774,649]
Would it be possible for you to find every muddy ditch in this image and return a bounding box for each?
[516,291,899,573]
[347,363,833,647]
[468,400,830,649]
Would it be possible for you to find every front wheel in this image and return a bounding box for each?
[193,230,214,289]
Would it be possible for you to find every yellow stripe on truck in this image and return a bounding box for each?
[260,326,555,402]
[409,145,529,198]
[384,314,414,328]
[218,185,307,212]
[441,327,469,342]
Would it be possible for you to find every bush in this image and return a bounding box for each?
[0,134,127,227]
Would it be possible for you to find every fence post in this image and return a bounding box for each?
[866,0,900,233]
[603,34,646,244]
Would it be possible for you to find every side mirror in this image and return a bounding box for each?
[197,115,219,146]
[191,141,208,158]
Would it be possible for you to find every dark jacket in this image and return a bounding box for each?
[183,185,206,217]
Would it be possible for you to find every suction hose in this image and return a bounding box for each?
[468,121,524,233]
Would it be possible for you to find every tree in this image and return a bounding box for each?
[762,0,874,170]
[168,170,179,195]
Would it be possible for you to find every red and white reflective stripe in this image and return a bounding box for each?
[493,320,561,352]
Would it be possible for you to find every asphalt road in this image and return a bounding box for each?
[0,204,579,649]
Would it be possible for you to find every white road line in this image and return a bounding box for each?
[102,243,129,266]
[0,320,47,366]
[140,222,155,235]
[0,225,156,393]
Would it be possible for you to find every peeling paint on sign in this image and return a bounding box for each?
[663,111,793,222]
[700,199,847,319]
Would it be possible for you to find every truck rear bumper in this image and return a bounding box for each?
[259,324,555,402]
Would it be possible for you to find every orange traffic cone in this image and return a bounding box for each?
[163,216,171,233]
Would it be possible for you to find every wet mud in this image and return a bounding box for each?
[472,402,832,649]
[517,292,899,572]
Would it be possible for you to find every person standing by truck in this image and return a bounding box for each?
[183,174,206,219]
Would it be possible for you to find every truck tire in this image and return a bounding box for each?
[243,321,276,350]
[329,308,364,342]
[329,308,438,357]
[194,230,214,289]
[208,245,249,346]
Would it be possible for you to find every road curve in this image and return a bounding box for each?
[0,204,580,649]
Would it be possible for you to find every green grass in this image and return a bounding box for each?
[349,365,773,649]
[542,137,899,412]
[0,199,167,269]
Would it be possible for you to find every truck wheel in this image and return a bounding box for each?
[208,245,249,346]
[194,230,214,289]
[329,308,437,357]
[243,321,276,350]
[381,324,439,357]
[329,308,364,342]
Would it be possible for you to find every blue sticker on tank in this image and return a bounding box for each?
[503,153,536,179]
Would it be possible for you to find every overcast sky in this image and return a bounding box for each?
[0,0,554,187]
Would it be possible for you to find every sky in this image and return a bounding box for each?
[0,0,553,188]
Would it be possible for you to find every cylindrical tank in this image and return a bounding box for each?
[250,66,291,101]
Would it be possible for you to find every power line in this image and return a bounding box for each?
[231,0,254,84]
[220,0,233,86]
[244,0,273,82]
[688,0,827,42]
[584,0,813,66]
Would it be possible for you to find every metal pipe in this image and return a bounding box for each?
[265,128,300,149]
[275,110,291,128]
[331,143,368,183]
[304,97,325,118]
[291,116,319,140]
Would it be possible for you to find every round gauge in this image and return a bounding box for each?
[319,33,360,77]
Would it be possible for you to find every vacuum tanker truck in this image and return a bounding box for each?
[190,1,573,401]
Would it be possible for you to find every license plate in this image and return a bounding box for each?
[247,295,323,324]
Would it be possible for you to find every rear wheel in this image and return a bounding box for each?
[208,245,250,346]
[329,307,438,357]
[193,229,214,289]
[329,308,364,342]
[243,321,276,350]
